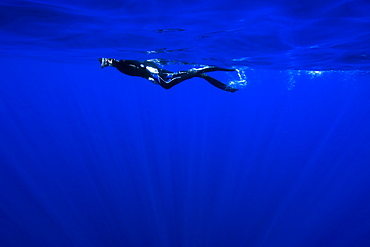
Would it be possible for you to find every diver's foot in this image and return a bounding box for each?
[99,58,114,68]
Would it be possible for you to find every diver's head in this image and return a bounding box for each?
[99,58,113,68]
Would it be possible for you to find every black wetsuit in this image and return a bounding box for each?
[110,59,238,92]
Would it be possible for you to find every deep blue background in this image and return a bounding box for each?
[1,58,370,247]
[1,0,370,246]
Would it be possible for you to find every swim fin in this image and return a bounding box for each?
[200,74,238,92]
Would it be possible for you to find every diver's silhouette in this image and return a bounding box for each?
[99,58,238,92]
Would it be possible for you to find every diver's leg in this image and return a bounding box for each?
[190,66,236,74]
[157,72,237,92]
[157,72,194,89]
[199,73,238,92]
[156,69,238,92]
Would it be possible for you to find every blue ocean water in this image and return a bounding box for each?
[1,0,370,246]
